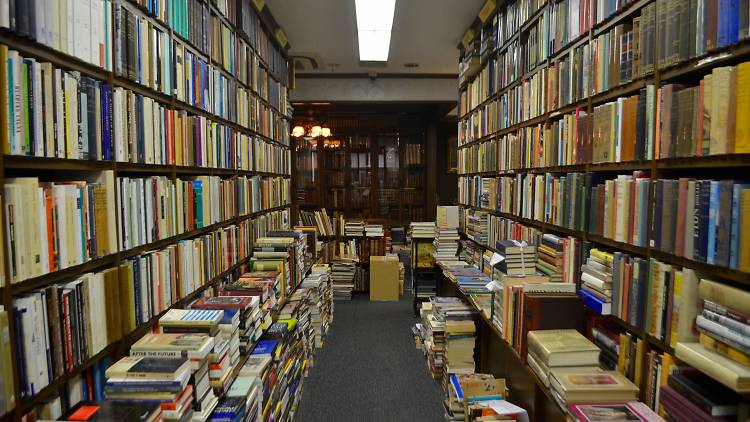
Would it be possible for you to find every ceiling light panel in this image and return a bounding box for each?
[355,0,396,61]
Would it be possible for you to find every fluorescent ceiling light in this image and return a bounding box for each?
[355,0,396,61]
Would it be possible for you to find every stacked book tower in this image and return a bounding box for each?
[331,258,356,300]
[433,298,477,376]
[434,224,461,264]
[365,224,384,237]
[578,248,615,316]
[344,221,365,237]
[419,301,446,379]
[300,264,334,348]
[411,221,437,239]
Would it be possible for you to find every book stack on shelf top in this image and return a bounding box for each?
[365,224,384,238]
[344,221,365,237]
[410,221,437,239]
[0,0,295,417]
[434,206,461,265]
[456,0,750,416]
[433,297,477,376]
[330,259,356,301]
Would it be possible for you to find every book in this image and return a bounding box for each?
[568,401,663,421]
[104,356,191,381]
[674,342,750,392]
[527,329,600,367]
[549,369,639,403]
[60,400,162,422]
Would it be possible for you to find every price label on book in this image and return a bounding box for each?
[478,0,496,23]
[275,28,289,49]
[461,28,476,49]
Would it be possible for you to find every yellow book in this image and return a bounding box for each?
[740,190,750,272]
[634,338,644,387]
[589,248,614,267]
[617,334,627,375]
[657,352,675,417]
[118,262,137,334]
[699,332,750,366]
[735,62,750,153]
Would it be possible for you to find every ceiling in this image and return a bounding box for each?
[267,0,484,75]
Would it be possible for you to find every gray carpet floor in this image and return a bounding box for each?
[296,292,445,421]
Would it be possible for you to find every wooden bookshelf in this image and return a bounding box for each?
[0,0,294,419]
[457,0,750,415]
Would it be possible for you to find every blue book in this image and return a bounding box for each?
[101,84,111,161]
[698,180,711,262]
[730,184,750,269]
[450,374,463,400]
[707,181,720,265]
[251,339,279,356]
[580,289,611,316]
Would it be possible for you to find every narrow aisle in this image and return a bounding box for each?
[297,293,444,421]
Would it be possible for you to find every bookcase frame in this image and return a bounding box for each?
[0,0,293,419]
[457,0,750,417]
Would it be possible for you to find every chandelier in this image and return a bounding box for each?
[291,123,332,138]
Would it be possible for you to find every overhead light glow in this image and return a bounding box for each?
[355,0,396,61]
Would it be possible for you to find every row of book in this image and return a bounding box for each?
[0,45,293,166]
[459,173,750,272]
[297,209,335,237]
[13,222,250,398]
[4,173,289,284]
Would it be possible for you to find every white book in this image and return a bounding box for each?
[37,188,49,275]
[90,0,102,68]
[0,0,8,28]
[4,184,24,281]
[33,0,45,45]
[76,0,92,64]
[113,88,124,161]
[72,186,84,266]
[41,63,54,157]
[53,69,64,158]
[144,98,154,164]
[145,178,154,243]
[65,72,79,159]
[30,60,43,157]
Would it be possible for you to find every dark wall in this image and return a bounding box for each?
[436,118,458,206]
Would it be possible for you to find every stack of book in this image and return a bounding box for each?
[239,353,273,418]
[674,279,750,394]
[567,401,662,422]
[61,401,163,421]
[191,299,242,380]
[550,368,639,408]
[251,237,294,303]
[495,240,537,276]
[433,297,477,375]
[420,301,446,379]
[536,234,583,283]
[299,265,334,348]
[211,375,261,421]
[222,271,280,314]
[433,227,460,264]
[331,258,356,300]
[526,329,601,388]
[579,248,614,315]
[103,356,195,421]
[365,224,384,237]
[191,296,259,356]
[157,309,233,395]
[411,221,437,239]
[129,333,217,421]
[344,221,365,237]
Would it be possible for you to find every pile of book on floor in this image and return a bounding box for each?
[674,279,750,394]
[578,248,614,315]
[365,224,384,237]
[220,271,277,341]
[299,264,334,348]
[211,373,262,422]
[417,300,446,379]
[256,320,307,419]
[61,401,164,421]
[344,220,365,236]
[331,258,356,300]
[432,297,476,376]
[410,221,436,238]
[191,295,261,356]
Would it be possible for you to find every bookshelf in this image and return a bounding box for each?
[458,0,750,417]
[0,0,293,419]
[293,131,428,225]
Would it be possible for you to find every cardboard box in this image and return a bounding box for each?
[370,256,400,301]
